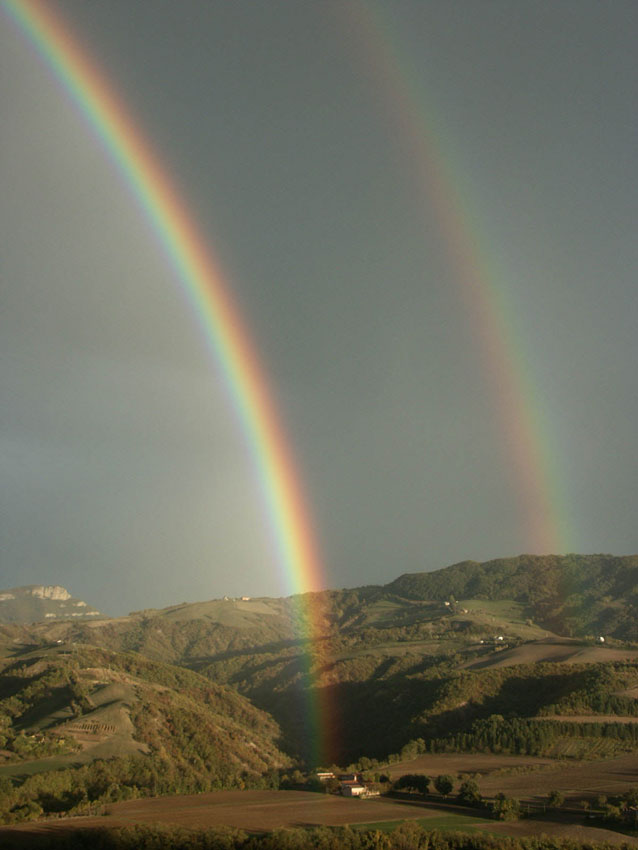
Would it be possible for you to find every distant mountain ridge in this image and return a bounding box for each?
[0,585,101,624]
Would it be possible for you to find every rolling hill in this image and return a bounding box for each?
[0,642,289,815]
[3,555,638,771]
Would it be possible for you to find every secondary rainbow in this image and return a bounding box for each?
[5,0,333,764]
[348,2,570,554]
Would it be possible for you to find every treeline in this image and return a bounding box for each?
[2,822,637,850]
[0,754,284,825]
[427,716,638,757]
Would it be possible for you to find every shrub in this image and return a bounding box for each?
[490,793,521,821]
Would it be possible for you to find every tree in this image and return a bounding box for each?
[457,778,481,806]
[434,774,454,797]
[547,789,565,808]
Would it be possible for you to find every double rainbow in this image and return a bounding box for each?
[7,0,569,768]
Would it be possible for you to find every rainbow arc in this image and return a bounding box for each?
[5,0,332,765]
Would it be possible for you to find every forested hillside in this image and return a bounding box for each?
[0,644,289,821]
[388,554,638,638]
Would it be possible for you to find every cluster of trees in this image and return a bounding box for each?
[391,773,455,798]
[0,755,285,825]
[427,715,638,757]
[3,820,632,850]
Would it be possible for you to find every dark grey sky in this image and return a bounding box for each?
[2,1,637,616]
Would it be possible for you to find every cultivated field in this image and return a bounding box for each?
[2,790,638,847]
[388,751,638,803]
[383,753,557,780]
[479,751,638,801]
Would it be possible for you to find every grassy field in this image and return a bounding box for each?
[352,814,487,834]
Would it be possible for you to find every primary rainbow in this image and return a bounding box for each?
[5,0,333,764]
[349,2,570,554]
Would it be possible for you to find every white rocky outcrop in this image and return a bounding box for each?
[30,586,72,601]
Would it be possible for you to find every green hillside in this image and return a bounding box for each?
[0,643,290,822]
[3,555,638,771]
[388,554,638,638]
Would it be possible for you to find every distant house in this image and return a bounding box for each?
[316,772,335,782]
[341,781,366,797]
[241,596,251,601]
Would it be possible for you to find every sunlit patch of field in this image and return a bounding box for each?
[464,638,638,670]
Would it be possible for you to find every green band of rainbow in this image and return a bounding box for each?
[5,0,332,765]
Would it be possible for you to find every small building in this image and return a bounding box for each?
[341,781,367,797]
[316,772,335,782]
[241,596,251,602]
